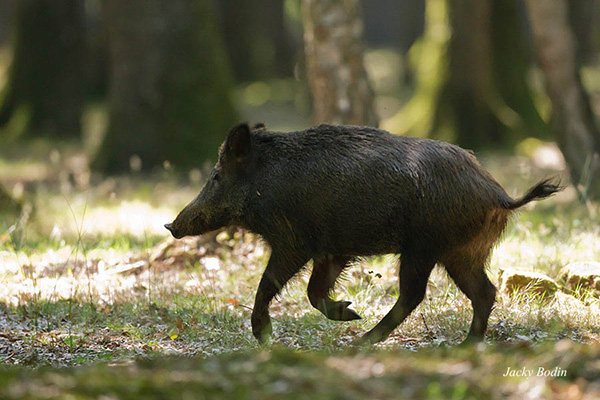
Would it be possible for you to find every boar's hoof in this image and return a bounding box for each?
[351,330,388,346]
[251,316,272,343]
[322,301,362,321]
[459,332,486,346]
[252,325,272,344]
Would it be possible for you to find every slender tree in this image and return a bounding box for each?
[94,0,237,173]
[301,0,377,126]
[0,0,85,139]
[526,0,600,200]
[383,0,545,148]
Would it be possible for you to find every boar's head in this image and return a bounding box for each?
[165,123,253,239]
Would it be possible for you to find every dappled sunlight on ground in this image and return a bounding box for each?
[1,217,600,367]
[84,200,177,238]
[2,337,600,399]
[1,142,600,374]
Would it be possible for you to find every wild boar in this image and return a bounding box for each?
[166,123,561,344]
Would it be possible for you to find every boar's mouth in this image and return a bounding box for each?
[164,223,184,239]
[164,214,224,239]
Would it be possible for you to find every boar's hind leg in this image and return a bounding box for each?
[444,257,496,341]
[308,256,361,321]
[251,251,309,343]
[355,253,435,345]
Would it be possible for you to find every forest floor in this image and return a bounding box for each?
[1,137,600,399]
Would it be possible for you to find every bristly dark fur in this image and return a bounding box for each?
[502,178,563,210]
[167,123,561,344]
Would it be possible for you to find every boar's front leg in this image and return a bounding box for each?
[251,250,308,343]
[308,255,361,321]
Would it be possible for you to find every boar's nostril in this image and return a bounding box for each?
[164,223,174,234]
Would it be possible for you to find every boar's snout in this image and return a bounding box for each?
[164,223,184,239]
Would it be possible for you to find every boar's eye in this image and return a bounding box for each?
[212,171,221,182]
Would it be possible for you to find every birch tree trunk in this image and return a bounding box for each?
[526,0,600,200]
[301,0,377,126]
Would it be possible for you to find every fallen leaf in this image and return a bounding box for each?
[227,298,239,306]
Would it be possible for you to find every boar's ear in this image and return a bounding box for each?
[252,122,266,131]
[225,123,252,160]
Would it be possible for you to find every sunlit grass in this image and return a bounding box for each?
[1,139,599,369]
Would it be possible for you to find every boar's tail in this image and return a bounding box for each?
[502,178,563,210]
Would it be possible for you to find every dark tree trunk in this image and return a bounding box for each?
[301,0,378,126]
[0,184,20,217]
[362,0,425,51]
[526,0,600,200]
[447,0,498,147]
[567,0,594,64]
[263,0,297,78]
[83,0,109,100]
[0,0,85,139]
[218,0,295,82]
[94,0,237,174]
[490,0,546,142]
[0,0,15,48]
[383,0,544,149]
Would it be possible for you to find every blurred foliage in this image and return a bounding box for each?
[1,341,599,399]
[381,0,450,139]
[0,0,598,171]
[383,0,546,149]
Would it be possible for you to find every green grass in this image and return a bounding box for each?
[2,341,599,399]
[1,139,599,396]
[1,187,598,363]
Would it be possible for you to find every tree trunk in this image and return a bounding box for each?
[383,0,544,149]
[362,0,425,50]
[0,184,20,217]
[490,0,546,141]
[83,0,109,101]
[94,0,237,174]
[301,0,378,126]
[567,0,594,64]
[0,0,15,48]
[218,0,295,82]
[526,0,600,200]
[0,0,85,139]
[447,0,498,147]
